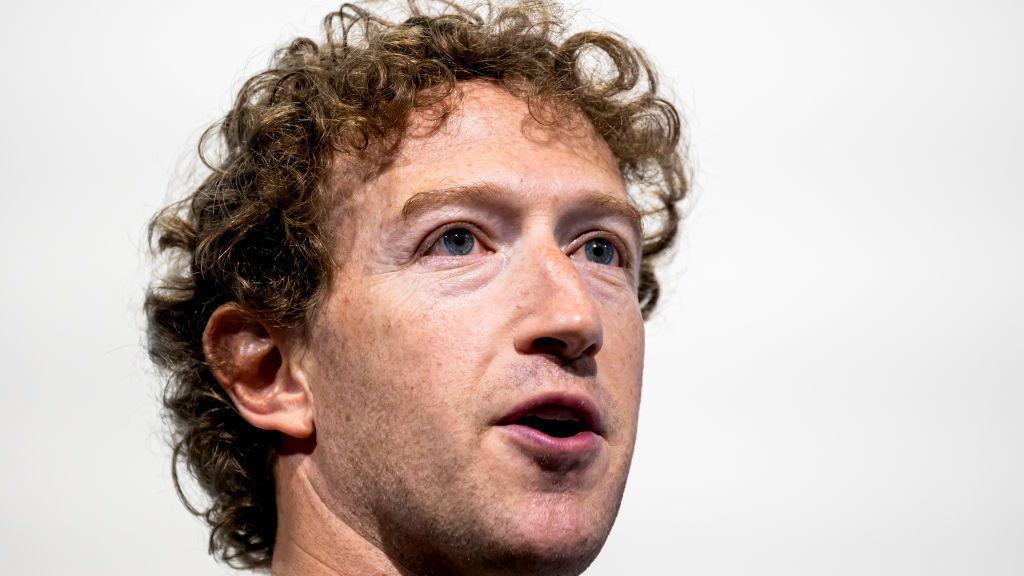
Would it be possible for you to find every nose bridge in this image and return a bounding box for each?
[510,231,604,361]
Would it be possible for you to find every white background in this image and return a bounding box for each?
[2,1,1022,574]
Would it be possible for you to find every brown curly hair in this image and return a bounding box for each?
[145,0,688,570]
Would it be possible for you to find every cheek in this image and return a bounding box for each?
[598,298,646,430]
[310,277,499,442]
[392,303,501,433]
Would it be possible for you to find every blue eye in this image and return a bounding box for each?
[441,228,475,256]
[583,238,617,265]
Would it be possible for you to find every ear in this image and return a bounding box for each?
[202,303,314,439]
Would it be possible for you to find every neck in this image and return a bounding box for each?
[271,452,409,576]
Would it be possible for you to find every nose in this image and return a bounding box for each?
[511,242,604,365]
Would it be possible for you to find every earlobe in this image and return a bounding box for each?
[202,303,315,439]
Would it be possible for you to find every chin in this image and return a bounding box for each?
[383,503,611,576]
[476,495,615,576]
[480,537,606,576]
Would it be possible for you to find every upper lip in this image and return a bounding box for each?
[495,392,606,437]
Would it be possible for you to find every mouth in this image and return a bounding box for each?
[516,408,590,438]
[494,393,605,460]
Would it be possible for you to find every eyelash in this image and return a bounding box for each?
[419,223,631,268]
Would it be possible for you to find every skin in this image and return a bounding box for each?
[205,81,646,576]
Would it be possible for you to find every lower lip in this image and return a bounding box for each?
[497,424,602,459]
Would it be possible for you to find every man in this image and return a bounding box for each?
[146,1,687,574]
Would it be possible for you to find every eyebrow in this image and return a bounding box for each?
[399,181,644,238]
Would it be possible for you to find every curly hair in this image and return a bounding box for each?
[145,0,688,570]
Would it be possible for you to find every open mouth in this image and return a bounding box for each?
[495,394,604,459]
[512,405,591,438]
[496,393,604,440]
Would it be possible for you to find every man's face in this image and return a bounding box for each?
[297,81,645,575]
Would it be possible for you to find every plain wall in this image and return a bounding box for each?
[1,1,1022,574]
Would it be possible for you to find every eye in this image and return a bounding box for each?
[580,237,619,266]
[428,227,480,257]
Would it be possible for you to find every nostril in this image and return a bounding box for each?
[579,342,600,358]
[532,336,565,352]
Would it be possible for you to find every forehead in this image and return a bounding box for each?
[342,81,627,215]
